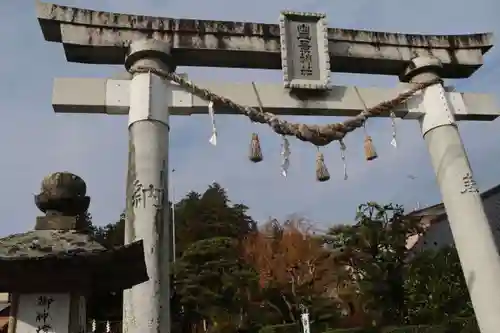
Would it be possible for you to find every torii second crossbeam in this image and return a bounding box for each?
[51,77,499,120]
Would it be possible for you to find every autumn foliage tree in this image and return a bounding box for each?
[243,218,343,329]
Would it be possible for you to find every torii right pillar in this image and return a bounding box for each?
[402,56,500,333]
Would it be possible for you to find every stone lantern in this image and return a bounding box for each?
[0,172,148,333]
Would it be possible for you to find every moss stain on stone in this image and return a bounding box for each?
[125,130,137,244]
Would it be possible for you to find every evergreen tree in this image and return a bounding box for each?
[174,182,257,257]
[174,237,259,333]
[327,203,424,328]
[327,203,478,332]
[171,183,259,333]
[406,247,477,331]
[92,211,125,248]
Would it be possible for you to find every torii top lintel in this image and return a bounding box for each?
[37,1,493,78]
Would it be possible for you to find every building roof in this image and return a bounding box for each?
[408,183,500,219]
[405,183,500,250]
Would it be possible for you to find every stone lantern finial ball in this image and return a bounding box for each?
[35,172,90,216]
[40,172,87,200]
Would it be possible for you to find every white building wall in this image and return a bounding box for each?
[411,219,454,252]
[0,293,8,312]
[412,188,500,253]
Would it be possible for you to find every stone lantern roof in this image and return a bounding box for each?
[0,172,148,293]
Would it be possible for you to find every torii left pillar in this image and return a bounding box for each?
[123,40,172,333]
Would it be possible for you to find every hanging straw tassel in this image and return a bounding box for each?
[315,150,330,182]
[249,82,264,163]
[354,86,378,161]
[364,135,378,161]
[249,133,263,162]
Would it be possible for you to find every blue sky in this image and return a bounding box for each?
[0,0,499,236]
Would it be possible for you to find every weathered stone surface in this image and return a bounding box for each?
[36,1,493,78]
[0,230,104,259]
[35,216,78,230]
[0,230,147,292]
[35,172,90,220]
[40,172,86,199]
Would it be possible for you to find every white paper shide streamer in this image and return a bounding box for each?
[280,136,290,177]
[301,311,310,333]
[208,101,217,146]
[339,140,348,180]
[390,111,398,147]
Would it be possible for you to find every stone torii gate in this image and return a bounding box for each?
[36,2,499,333]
